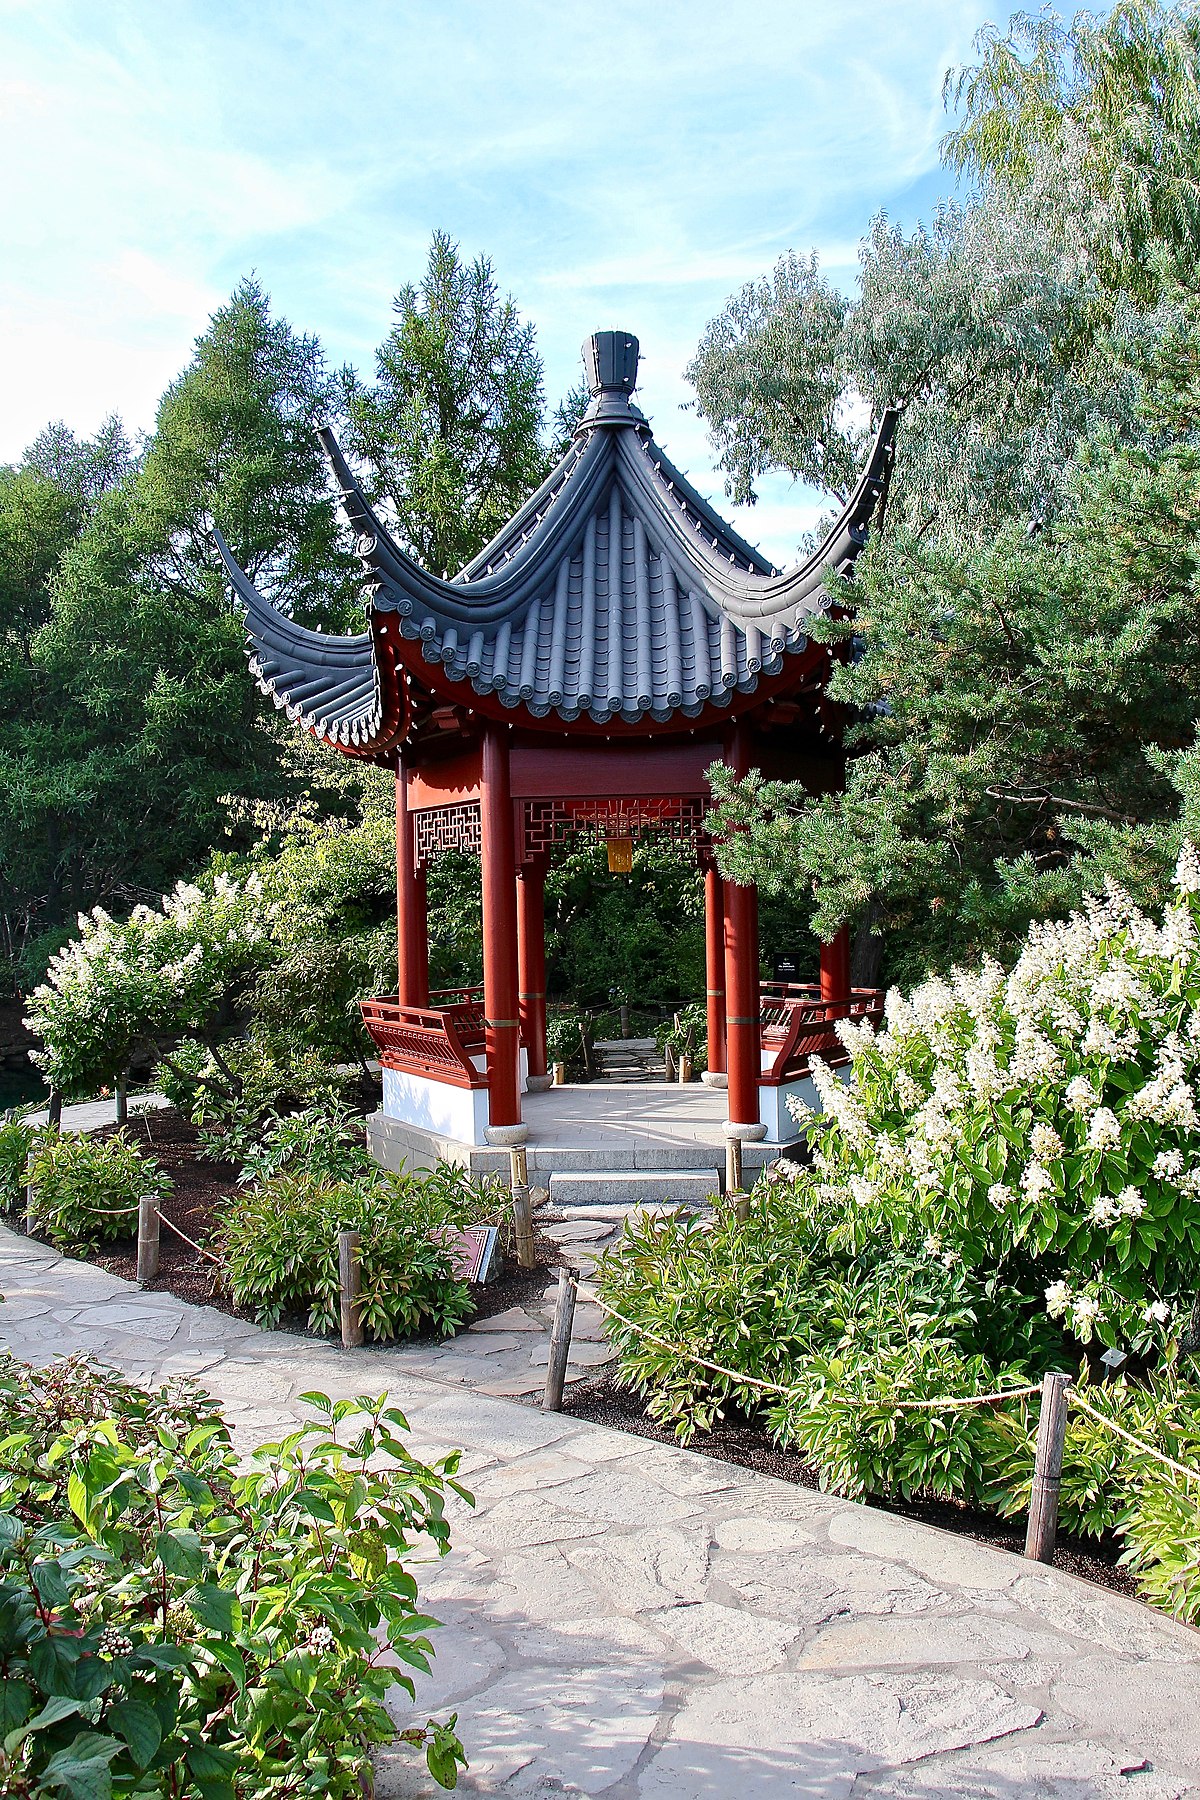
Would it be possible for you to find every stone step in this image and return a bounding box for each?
[549,1168,721,1209]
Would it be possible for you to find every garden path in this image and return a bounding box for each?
[3,1225,1200,1797]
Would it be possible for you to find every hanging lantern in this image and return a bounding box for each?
[606,836,633,874]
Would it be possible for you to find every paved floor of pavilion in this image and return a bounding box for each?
[2,1226,1200,1797]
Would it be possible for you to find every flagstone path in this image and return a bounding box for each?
[3,1223,1200,1798]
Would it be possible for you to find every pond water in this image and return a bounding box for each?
[0,1066,47,1113]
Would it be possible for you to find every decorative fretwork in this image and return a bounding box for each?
[521,796,710,864]
[414,801,482,870]
[361,995,486,1089]
[758,985,885,1085]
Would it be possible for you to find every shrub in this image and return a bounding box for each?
[0,1113,38,1213]
[157,1035,350,1163]
[0,1353,468,1793]
[218,1164,500,1339]
[655,1002,709,1071]
[786,857,1200,1356]
[235,1102,373,1186]
[25,1130,172,1252]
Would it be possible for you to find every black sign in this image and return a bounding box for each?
[772,953,802,983]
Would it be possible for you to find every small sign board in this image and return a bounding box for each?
[772,953,802,984]
[434,1224,501,1285]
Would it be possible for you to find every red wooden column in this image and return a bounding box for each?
[518,860,549,1085]
[820,925,852,1016]
[703,863,727,1081]
[721,722,762,1129]
[480,725,522,1131]
[396,761,429,1008]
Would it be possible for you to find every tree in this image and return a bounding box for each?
[0,280,366,989]
[943,1,1200,299]
[708,290,1200,985]
[340,232,547,577]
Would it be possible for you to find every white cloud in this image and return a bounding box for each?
[1,0,993,560]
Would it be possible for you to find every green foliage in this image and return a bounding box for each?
[0,1115,38,1213]
[217,1164,500,1339]
[234,1104,373,1188]
[597,871,1200,1613]
[655,1003,709,1071]
[706,291,1200,979]
[943,2,1200,299]
[26,1131,172,1254]
[545,839,706,1006]
[0,1354,469,1793]
[157,1035,349,1165]
[340,231,548,579]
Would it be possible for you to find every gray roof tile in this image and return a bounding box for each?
[218,331,897,748]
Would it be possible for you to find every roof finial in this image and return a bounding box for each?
[583,330,640,396]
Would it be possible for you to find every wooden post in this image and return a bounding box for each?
[735,1193,751,1223]
[664,1043,676,1082]
[509,1145,529,1189]
[24,1182,35,1236]
[512,1186,535,1270]
[116,1071,128,1127]
[619,1002,631,1039]
[1025,1372,1072,1564]
[704,863,726,1076]
[481,726,522,1128]
[820,925,852,1017]
[725,1133,743,1195]
[552,1061,565,1086]
[137,1194,160,1283]
[338,1230,364,1349]
[47,1089,62,1130]
[543,1268,577,1411]
[397,760,429,1008]
[518,863,549,1079]
[679,1052,693,1083]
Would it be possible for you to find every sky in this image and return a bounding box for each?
[0,0,999,564]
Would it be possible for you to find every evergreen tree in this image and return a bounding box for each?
[340,232,547,577]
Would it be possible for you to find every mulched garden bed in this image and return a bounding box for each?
[39,1106,560,1337]
[561,1367,1143,1603]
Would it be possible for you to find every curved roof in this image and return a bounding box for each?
[218,331,897,751]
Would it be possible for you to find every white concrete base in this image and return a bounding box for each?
[700,1070,727,1088]
[758,1062,852,1143]
[549,1168,721,1208]
[382,1066,491,1146]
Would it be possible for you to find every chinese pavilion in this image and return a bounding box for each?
[217,331,893,1174]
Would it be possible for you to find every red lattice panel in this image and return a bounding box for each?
[521,797,709,863]
[414,801,482,869]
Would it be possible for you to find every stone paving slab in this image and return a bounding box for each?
[1,1224,1199,1797]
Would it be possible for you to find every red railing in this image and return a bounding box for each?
[758,984,885,1085]
[360,993,487,1089]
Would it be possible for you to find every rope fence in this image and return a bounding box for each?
[550,1269,1200,1567]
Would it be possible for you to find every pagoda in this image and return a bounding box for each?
[218,331,894,1176]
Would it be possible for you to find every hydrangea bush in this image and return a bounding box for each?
[795,850,1200,1357]
[25,875,271,1100]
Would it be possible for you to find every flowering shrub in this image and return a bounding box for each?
[25,1130,173,1253]
[218,1164,501,1339]
[0,1354,468,1793]
[25,874,272,1100]
[597,857,1200,1617]
[792,852,1200,1355]
[234,1102,373,1186]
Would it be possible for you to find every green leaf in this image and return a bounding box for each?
[183,1582,238,1636]
[156,1528,204,1577]
[106,1697,161,1769]
[38,1731,122,1800]
[3,1694,82,1755]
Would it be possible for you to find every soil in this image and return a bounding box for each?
[561,1368,1144,1603]
[11,1105,1147,1607]
[35,1107,561,1337]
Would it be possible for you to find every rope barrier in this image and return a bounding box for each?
[153,1208,222,1268]
[1068,1391,1200,1489]
[576,1283,1041,1412]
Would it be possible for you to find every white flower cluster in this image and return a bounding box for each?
[1088,1187,1145,1226]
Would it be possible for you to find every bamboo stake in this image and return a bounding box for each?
[543,1268,577,1411]
[1025,1372,1072,1563]
[137,1194,160,1283]
[512,1186,536,1270]
[725,1133,743,1196]
[338,1230,364,1349]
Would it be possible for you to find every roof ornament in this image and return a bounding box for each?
[576,330,649,433]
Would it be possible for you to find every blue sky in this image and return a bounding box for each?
[1,0,998,563]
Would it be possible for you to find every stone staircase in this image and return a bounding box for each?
[591,1036,664,1082]
[548,1166,720,1210]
